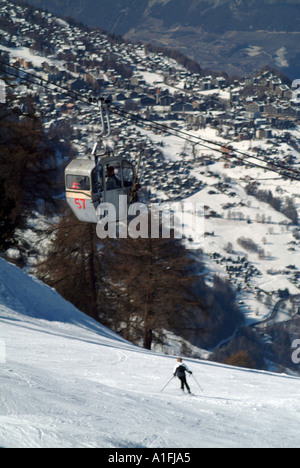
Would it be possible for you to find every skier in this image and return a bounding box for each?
[173,357,192,393]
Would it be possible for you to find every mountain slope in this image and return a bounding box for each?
[1,0,300,368]
[22,0,300,35]
[1,257,300,448]
[23,0,300,77]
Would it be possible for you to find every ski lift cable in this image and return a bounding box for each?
[1,59,299,182]
[1,60,300,181]
[109,104,300,180]
[0,61,293,164]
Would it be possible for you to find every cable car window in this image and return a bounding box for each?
[92,167,103,193]
[67,175,90,191]
[122,161,134,187]
[105,163,121,190]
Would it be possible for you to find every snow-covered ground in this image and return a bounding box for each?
[1,257,300,448]
[0,44,62,69]
[138,123,300,324]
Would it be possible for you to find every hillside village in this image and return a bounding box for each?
[1,0,300,367]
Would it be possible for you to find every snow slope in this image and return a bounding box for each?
[0,257,300,448]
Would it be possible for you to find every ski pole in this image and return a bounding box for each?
[191,374,203,392]
[160,375,175,392]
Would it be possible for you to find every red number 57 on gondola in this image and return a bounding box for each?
[75,199,86,209]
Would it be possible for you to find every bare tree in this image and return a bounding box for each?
[105,229,205,349]
[36,209,106,322]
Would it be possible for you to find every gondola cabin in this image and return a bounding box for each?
[221,145,233,158]
[65,155,136,223]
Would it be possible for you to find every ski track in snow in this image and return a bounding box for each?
[0,258,300,448]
